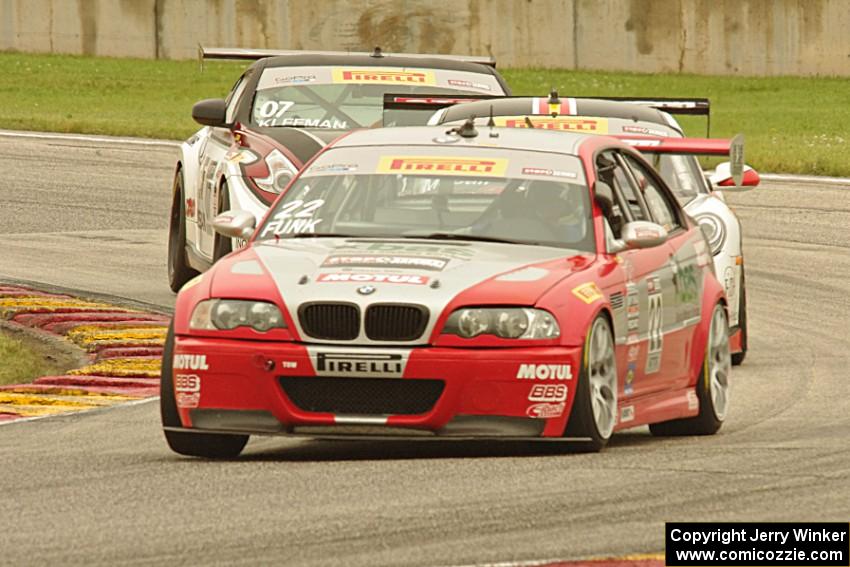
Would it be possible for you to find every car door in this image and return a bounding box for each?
[621,152,701,390]
[596,150,676,400]
[194,72,252,260]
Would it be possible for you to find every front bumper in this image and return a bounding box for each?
[170,337,582,439]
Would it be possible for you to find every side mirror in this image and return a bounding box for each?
[192,98,228,128]
[709,161,760,190]
[213,210,256,241]
[621,221,668,250]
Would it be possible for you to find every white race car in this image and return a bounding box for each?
[168,47,511,292]
[416,95,759,364]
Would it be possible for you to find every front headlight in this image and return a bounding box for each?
[189,299,286,332]
[695,213,726,255]
[443,308,560,340]
[251,149,297,194]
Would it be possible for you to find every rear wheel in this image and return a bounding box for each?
[212,181,233,262]
[563,315,617,452]
[731,266,747,366]
[167,170,199,292]
[650,303,730,436]
[160,323,248,459]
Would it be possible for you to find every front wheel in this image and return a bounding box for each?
[160,323,248,459]
[563,315,618,452]
[650,303,731,436]
[167,170,199,292]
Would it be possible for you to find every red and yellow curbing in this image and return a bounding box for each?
[0,285,169,422]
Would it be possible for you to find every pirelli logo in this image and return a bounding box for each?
[332,68,435,85]
[494,116,608,133]
[377,156,508,177]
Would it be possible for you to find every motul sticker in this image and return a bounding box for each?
[316,273,429,285]
[173,354,209,371]
[377,156,508,177]
[528,384,568,402]
[516,364,572,380]
[572,282,604,304]
[332,68,435,85]
[526,402,565,419]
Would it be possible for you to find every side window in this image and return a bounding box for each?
[622,154,681,231]
[225,74,251,124]
[597,151,649,222]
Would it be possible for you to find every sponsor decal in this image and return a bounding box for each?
[185,198,196,219]
[627,344,640,363]
[173,354,209,371]
[528,384,568,402]
[317,273,429,285]
[316,352,404,377]
[281,361,298,369]
[336,241,475,260]
[447,78,492,91]
[619,405,635,423]
[627,332,640,345]
[377,156,508,177]
[645,275,663,375]
[687,389,699,411]
[521,167,577,179]
[622,125,669,137]
[634,227,663,239]
[621,138,663,147]
[493,116,608,133]
[274,74,317,84]
[624,362,636,396]
[310,163,358,174]
[257,117,348,129]
[332,68,435,85]
[175,373,201,409]
[526,402,565,419]
[723,266,736,299]
[572,282,603,304]
[322,254,448,271]
[675,263,699,304]
[516,364,572,381]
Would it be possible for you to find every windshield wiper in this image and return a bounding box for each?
[402,232,531,245]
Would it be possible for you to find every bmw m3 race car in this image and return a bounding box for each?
[415,94,759,364]
[160,123,739,459]
[167,47,510,292]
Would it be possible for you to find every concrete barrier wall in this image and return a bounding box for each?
[1,0,849,76]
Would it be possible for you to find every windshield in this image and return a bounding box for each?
[256,146,595,252]
[252,66,505,129]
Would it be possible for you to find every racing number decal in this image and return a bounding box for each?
[261,199,326,236]
[645,275,663,374]
[255,100,295,127]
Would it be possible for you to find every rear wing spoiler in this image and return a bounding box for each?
[382,93,499,126]
[577,96,711,136]
[199,46,497,67]
[616,134,744,186]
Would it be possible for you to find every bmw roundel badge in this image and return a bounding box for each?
[357,285,376,296]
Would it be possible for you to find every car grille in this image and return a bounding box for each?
[280,377,445,415]
[299,302,359,340]
[365,304,429,341]
[297,302,429,342]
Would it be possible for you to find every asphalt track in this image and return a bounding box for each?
[1,133,849,566]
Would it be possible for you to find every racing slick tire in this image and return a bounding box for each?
[212,181,233,262]
[160,323,249,459]
[649,303,730,437]
[731,266,747,366]
[167,169,200,292]
[563,314,617,452]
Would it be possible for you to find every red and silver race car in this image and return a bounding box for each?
[161,123,737,458]
[168,47,510,292]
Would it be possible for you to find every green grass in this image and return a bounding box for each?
[0,330,63,386]
[1,52,849,175]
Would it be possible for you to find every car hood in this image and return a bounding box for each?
[211,238,594,345]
